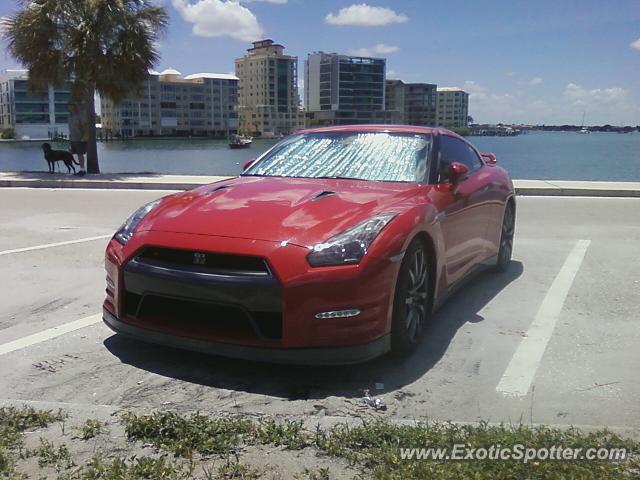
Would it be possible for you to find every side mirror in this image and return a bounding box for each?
[243,159,256,171]
[481,152,497,165]
[449,162,469,183]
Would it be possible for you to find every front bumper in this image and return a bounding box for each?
[104,232,399,363]
[103,307,390,365]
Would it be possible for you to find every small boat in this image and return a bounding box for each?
[578,112,589,134]
[229,134,252,149]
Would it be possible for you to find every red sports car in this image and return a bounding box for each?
[103,125,515,364]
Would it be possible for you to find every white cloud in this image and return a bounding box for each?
[563,83,628,107]
[527,76,543,85]
[325,3,408,27]
[172,0,263,42]
[348,43,399,57]
[464,81,524,124]
[630,37,640,51]
[463,80,638,125]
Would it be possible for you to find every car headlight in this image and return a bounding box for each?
[113,199,162,245]
[307,213,397,267]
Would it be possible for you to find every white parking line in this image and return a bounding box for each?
[496,239,591,396]
[0,235,111,256]
[0,314,102,356]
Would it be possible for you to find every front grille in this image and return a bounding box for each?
[123,292,283,340]
[136,247,271,277]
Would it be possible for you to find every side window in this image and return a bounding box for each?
[439,135,482,178]
[465,144,483,170]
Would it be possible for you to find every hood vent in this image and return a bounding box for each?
[207,184,231,194]
[311,190,337,201]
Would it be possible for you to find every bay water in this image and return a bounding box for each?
[1,131,638,181]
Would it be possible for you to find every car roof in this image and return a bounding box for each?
[296,124,465,140]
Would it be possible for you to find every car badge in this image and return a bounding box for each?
[193,252,207,265]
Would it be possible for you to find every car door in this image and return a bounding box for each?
[435,134,493,285]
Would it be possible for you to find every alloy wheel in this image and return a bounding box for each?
[499,204,515,265]
[404,247,428,342]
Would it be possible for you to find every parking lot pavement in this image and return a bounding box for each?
[0,189,638,434]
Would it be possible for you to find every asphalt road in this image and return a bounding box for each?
[0,188,638,435]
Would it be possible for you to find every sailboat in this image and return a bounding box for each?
[579,112,589,134]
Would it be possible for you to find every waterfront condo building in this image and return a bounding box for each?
[385,80,437,127]
[0,69,72,139]
[436,87,470,128]
[235,39,303,137]
[99,69,239,137]
[305,52,399,126]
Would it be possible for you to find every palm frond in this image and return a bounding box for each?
[2,0,169,172]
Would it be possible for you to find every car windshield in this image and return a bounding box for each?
[244,132,432,182]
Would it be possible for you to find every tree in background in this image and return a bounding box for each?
[3,0,168,173]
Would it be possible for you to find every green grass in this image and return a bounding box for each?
[315,420,640,479]
[2,406,640,479]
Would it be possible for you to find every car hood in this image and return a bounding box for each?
[139,176,422,247]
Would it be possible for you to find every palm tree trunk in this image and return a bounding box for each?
[85,89,100,174]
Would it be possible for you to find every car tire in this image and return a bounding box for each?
[492,202,515,273]
[390,238,431,355]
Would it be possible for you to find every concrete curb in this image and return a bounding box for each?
[513,179,640,198]
[0,179,210,191]
[1,173,640,197]
[0,173,228,191]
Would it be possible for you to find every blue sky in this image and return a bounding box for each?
[1,0,639,125]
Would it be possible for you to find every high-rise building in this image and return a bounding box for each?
[384,79,406,123]
[436,87,469,128]
[305,52,398,126]
[100,69,239,137]
[235,39,303,137]
[0,69,72,139]
[385,80,437,127]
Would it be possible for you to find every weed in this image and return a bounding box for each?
[255,419,309,450]
[0,406,66,434]
[122,411,253,457]
[78,419,103,440]
[315,419,640,479]
[299,467,331,480]
[30,438,74,471]
[0,406,68,478]
[61,454,191,479]
[217,458,261,479]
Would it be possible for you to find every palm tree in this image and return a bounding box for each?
[3,0,168,173]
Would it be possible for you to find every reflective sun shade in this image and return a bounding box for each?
[245,132,431,182]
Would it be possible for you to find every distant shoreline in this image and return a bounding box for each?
[1,128,638,144]
[514,126,639,133]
